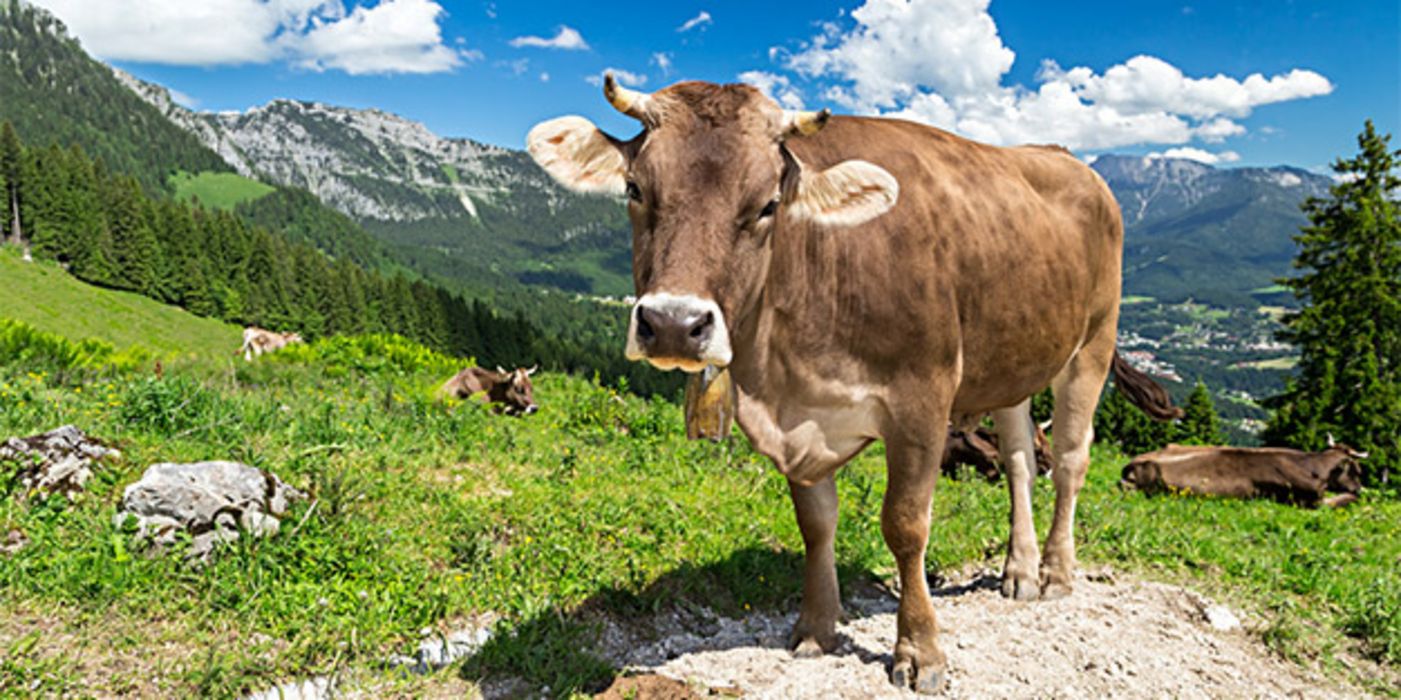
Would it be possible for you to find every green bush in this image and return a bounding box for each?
[0,318,147,376]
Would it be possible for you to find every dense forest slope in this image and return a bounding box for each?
[0,0,228,192]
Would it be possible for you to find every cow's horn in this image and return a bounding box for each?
[783,108,831,137]
[1327,432,1336,448]
[496,365,506,374]
[526,365,538,375]
[604,72,653,122]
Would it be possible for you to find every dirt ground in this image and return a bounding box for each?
[592,569,1363,699]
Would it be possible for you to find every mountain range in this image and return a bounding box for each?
[121,76,1331,310]
[4,0,1331,313]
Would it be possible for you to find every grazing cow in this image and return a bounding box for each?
[942,424,1053,481]
[237,327,303,362]
[439,366,538,416]
[1121,441,1365,508]
[527,76,1179,693]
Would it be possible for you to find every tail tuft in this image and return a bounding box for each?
[1111,351,1183,421]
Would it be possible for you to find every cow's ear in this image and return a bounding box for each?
[789,159,899,227]
[527,116,627,196]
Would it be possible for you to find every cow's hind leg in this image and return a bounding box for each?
[787,475,842,656]
[1041,329,1115,598]
[883,435,948,694]
[993,399,1041,600]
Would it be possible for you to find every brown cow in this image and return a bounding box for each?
[1121,442,1365,508]
[237,326,303,362]
[438,365,538,416]
[527,76,1178,693]
[943,424,1053,481]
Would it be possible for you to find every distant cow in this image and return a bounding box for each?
[943,424,1053,481]
[439,366,538,416]
[237,327,303,362]
[1120,441,1365,508]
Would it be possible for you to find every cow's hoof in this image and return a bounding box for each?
[789,628,838,658]
[891,658,946,695]
[1039,569,1074,600]
[1000,573,1040,601]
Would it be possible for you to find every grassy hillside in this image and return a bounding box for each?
[169,170,274,210]
[0,248,240,361]
[0,277,1395,696]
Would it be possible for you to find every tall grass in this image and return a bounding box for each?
[0,327,1396,697]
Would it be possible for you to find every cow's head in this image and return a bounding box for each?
[527,77,899,372]
[1324,435,1367,492]
[286,333,304,344]
[1119,461,1163,493]
[495,365,538,416]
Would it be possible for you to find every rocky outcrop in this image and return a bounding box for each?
[0,425,120,497]
[115,461,304,560]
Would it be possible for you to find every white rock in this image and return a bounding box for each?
[242,676,334,700]
[1204,605,1241,632]
[115,461,304,560]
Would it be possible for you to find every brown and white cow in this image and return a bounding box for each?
[236,326,303,362]
[1121,441,1365,508]
[438,365,538,416]
[527,76,1178,693]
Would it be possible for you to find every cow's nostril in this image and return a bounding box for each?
[690,311,714,338]
[636,313,655,341]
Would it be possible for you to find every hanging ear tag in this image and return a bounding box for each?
[684,365,735,441]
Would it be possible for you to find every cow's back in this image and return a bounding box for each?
[780,117,1123,412]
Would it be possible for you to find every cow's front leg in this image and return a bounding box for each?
[787,475,842,656]
[882,438,947,695]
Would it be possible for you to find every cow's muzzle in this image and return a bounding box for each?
[625,293,732,372]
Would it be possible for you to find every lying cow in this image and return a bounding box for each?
[942,424,1053,481]
[1120,441,1365,508]
[237,326,303,362]
[438,365,538,416]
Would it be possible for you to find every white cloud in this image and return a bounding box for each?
[32,0,468,74]
[509,25,589,50]
[584,68,647,88]
[296,0,465,75]
[677,10,712,32]
[738,70,805,110]
[539,72,550,82]
[776,0,1332,151]
[651,52,673,76]
[1146,147,1241,164]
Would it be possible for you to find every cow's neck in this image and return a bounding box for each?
[726,237,878,480]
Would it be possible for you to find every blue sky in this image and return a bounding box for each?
[34,0,1399,171]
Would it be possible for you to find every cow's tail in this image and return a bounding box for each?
[1111,350,1183,421]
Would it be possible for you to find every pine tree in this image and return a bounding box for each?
[1095,385,1176,456]
[1177,382,1225,445]
[1264,121,1401,485]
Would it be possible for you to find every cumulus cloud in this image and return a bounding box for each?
[584,68,647,88]
[739,70,805,109]
[677,10,712,32]
[509,25,589,50]
[651,52,673,76]
[776,0,1332,151]
[33,0,470,74]
[1146,147,1241,164]
[296,0,466,74]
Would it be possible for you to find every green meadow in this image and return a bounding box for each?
[0,259,1396,697]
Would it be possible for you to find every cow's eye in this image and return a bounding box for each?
[625,181,642,202]
[759,199,779,218]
